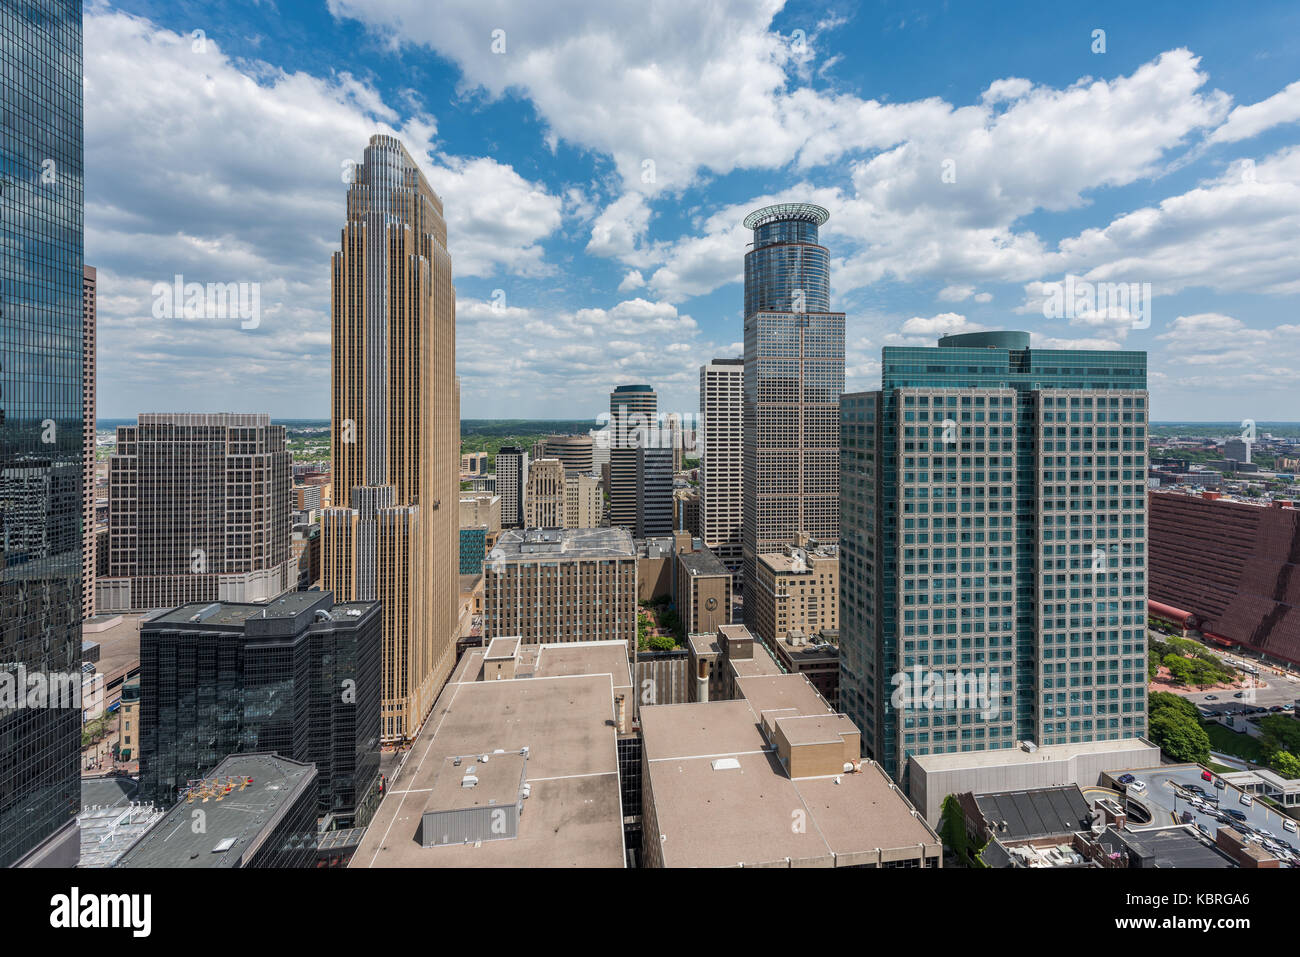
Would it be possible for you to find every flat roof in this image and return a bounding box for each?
[911,737,1158,773]
[678,548,730,578]
[641,675,938,867]
[352,642,627,868]
[493,526,635,560]
[757,548,838,573]
[1102,825,1234,869]
[425,751,526,814]
[117,753,316,868]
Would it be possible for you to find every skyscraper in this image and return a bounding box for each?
[99,413,293,612]
[741,204,844,626]
[495,445,529,529]
[700,357,743,570]
[0,0,84,868]
[543,433,594,476]
[524,457,566,528]
[81,265,96,620]
[635,445,674,538]
[608,383,657,530]
[840,331,1149,781]
[320,135,459,744]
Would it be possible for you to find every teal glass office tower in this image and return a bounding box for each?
[741,204,844,635]
[0,0,85,867]
[841,331,1148,781]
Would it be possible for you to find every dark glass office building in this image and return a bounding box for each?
[741,203,844,637]
[0,0,85,868]
[841,331,1148,782]
[138,591,383,827]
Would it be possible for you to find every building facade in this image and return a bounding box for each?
[496,446,529,529]
[608,384,657,530]
[320,135,459,744]
[524,457,566,528]
[741,204,844,628]
[99,413,294,613]
[543,434,594,476]
[138,592,382,825]
[635,445,674,538]
[484,528,638,651]
[700,358,743,569]
[565,472,603,528]
[840,331,1149,781]
[82,265,96,620]
[675,545,732,635]
[750,541,839,646]
[0,0,85,868]
[1149,491,1300,666]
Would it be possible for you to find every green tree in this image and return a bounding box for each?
[1163,654,1193,685]
[648,634,676,652]
[1149,691,1201,722]
[1270,751,1300,778]
[1148,709,1211,764]
[1258,714,1300,755]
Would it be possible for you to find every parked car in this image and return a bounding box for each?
[1205,694,1218,701]
[1240,793,1254,807]
[1198,823,1211,836]
[1117,773,1136,785]
[1226,808,1248,822]
[1234,691,1246,698]
[1201,770,1213,782]
[1214,777,1226,789]
[1270,706,1284,712]
[1129,780,1147,795]
[1283,818,1298,834]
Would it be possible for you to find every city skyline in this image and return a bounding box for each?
[81,1,1300,422]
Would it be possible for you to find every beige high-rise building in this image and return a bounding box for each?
[484,527,638,651]
[320,135,459,744]
[565,472,603,528]
[524,457,566,528]
[82,265,96,619]
[458,493,501,533]
[700,358,743,570]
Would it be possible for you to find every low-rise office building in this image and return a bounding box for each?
[352,637,631,868]
[640,671,941,868]
[749,541,838,646]
[117,753,319,869]
[769,628,840,709]
[675,545,731,635]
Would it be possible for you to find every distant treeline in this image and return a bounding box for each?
[460,419,596,437]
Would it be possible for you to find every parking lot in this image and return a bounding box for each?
[1120,764,1300,865]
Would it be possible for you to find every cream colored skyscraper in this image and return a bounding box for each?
[321,135,459,744]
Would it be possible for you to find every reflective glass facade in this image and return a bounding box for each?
[841,332,1148,781]
[0,0,84,868]
[138,594,383,826]
[741,205,843,639]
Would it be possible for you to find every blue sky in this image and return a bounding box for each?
[87,0,1300,421]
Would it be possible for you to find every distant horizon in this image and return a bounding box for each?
[96,416,1300,427]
